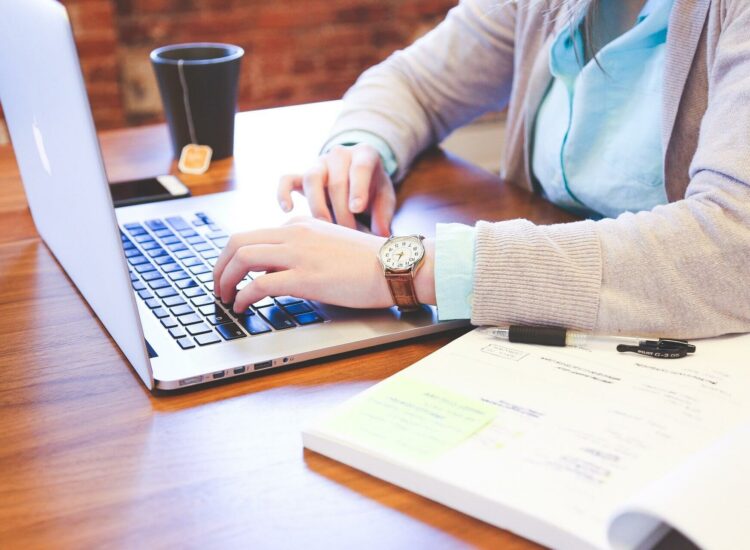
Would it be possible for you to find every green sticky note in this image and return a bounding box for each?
[324,376,496,461]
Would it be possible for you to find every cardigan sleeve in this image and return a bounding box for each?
[471,2,750,339]
[326,0,517,182]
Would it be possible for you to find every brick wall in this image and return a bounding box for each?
[0,0,456,140]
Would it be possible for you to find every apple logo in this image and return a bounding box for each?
[32,118,52,176]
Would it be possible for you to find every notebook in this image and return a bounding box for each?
[303,328,750,549]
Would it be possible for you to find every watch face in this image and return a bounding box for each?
[379,236,424,271]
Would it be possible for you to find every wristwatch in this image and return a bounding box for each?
[378,235,426,312]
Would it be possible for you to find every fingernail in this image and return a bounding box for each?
[350,198,362,211]
[280,200,289,212]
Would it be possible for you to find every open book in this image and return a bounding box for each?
[303,328,750,549]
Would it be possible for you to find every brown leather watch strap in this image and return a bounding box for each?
[385,271,421,312]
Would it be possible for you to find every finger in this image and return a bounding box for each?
[219,244,290,305]
[213,229,287,290]
[348,146,379,214]
[233,270,299,313]
[302,161,332,223]
[326,152,357,229]
[277,174,303,212]
[370,171,396,237]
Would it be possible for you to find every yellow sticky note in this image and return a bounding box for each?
[324,376,496,461]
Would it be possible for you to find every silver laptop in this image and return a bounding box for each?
[0,0,465,391]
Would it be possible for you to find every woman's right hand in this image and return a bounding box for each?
[276,143,396,237]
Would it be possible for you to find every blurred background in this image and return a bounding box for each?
[0,0,504,172]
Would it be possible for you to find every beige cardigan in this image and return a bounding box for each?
[328,0,750,338]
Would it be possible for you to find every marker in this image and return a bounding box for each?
[486,325,696,359]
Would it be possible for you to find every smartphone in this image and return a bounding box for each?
[110,175,191,207]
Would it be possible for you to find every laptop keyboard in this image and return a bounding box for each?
[121,212,324,351]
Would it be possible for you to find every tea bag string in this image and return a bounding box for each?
[177,59,198,145]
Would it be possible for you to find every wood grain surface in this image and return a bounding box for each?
[0,103,576,549]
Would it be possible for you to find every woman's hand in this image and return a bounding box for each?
[277,143,396,237]
[213,218,435,314]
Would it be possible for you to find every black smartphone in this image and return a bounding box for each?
[110,175,191,207]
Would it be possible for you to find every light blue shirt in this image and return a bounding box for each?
[436,0,674,320]
[532,0,673,219]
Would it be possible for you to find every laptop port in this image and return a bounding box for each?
[233,366,246,375]
[212,371,226,380]
[254,360,273,370]
[179,375,203,386]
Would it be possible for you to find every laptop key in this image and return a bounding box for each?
[161,317,178,329]
[177,313,202,326]
[184,287,206,298]
[124,247,141,258]
[155,287,178,299]
[161,262,182,273]
[182,256,203,267]
[140,240,161,250]
[127,255,148,266]
[166,216,191,231]
[147,248,167,258]
[132,280,146,291]
[137,289,153,300]
[187,322,212,336]
[200,249,220,259]
[142,270,163,281]
[171,304,195,317]
[176,278,197,290]
[186,235,205,245]
[145,219,167,231]
[169,327,187,339]
[191,294,215,307]
[212,237,229,248]
[145,298,160,309]
[154,255,175,266]
[163,295,187,307]
[275,296,303,306]
[161,235,180,245]
[206,311,232,325]
[154,229,173,239]
[153,307,169,319]
[253,296,274,308]
[216,322,246,340]
[176,337,196,350]
[179,229,199,238]
[258,306,296,330]
[284,302,312,315]
[237,314,272,335]
[195,332,221,346]
[168,242,188,252]
[193,242,213,253]
[295,311,324,325]
[175,250,195,260]
[198,303,220,316]
[167,270,190,281]
[135,262,156,273]
[135,234,154,244]
[196,272,213,284]
[189,264,210,275]
[148,278,171,290]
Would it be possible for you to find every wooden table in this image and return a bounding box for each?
[0,102,576,548]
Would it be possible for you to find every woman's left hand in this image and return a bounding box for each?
[214,218,435,314]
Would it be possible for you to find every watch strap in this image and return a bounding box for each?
[385,271,421,312]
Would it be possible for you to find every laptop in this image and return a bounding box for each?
[0,0,465,391]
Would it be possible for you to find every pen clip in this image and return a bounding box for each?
[616,339,696,359]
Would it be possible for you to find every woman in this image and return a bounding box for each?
[214,0,750,338]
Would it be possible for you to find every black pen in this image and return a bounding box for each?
[485,325,696,359]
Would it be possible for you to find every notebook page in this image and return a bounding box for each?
[306,330,750,549]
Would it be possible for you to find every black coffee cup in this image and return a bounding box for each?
[151,43,244,160]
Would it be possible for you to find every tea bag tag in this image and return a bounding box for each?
[178,143,212,175]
